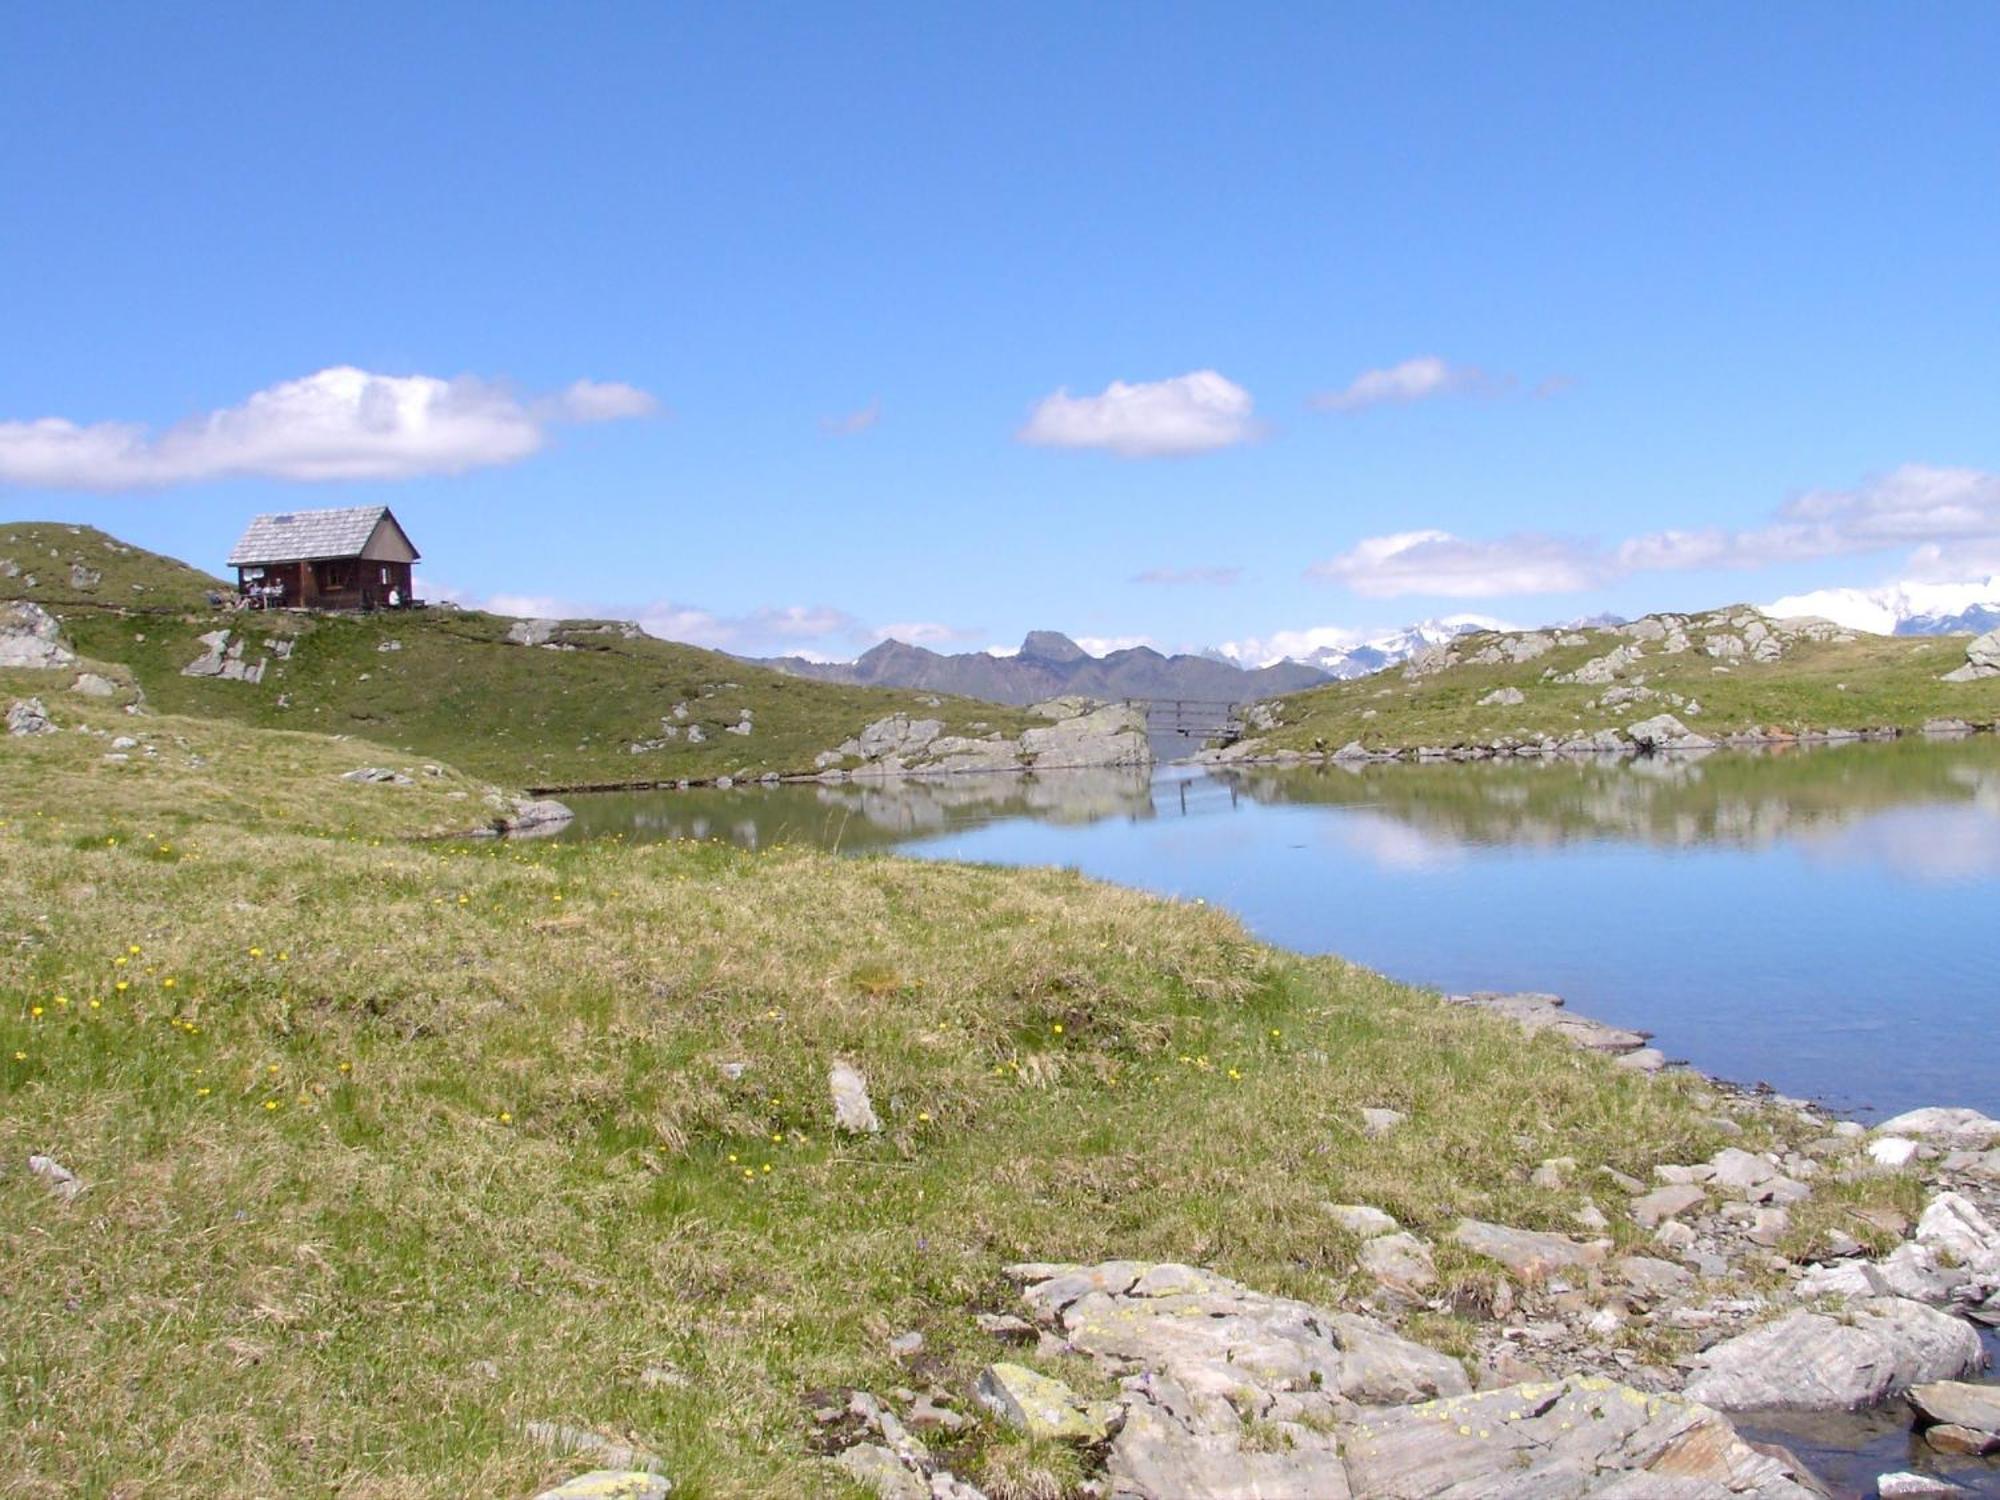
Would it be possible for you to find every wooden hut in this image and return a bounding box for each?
[227,506,420,611]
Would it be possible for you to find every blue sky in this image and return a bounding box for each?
[4,4,1998,660]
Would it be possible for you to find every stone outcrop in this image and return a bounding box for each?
[0,601,76,669]
[1941,627,2000,682]
[1443,991,1655,1059]
[532,1473,671,1500]
[821,700,1152,780]
[181,629,266,683]
[6,697,56,736]
[1627,712,1716,753]
[1682,1298,1983,1411]
[1341,1378,1826,1499]
[829,1060,882,1135]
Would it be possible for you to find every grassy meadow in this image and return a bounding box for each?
[0,699,1782,1499]
[1,522,1033,790]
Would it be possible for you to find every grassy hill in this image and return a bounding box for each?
[0,684,1854,1499]
[0,523,1032,789]
[1254,605,2000,757]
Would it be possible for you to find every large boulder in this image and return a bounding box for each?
[1941,628,2000,682]
[1040,1260,1469,1414]
[857,714,943,760]
[1682,1299,1983,1411]
[1443,991,1652,1057]
[1340,1377,1826,1499]
[0,601,76,670]
[1019,703,1152,769]
[1628,713,1716,752]
[6,697,56,736]
[1876,1108,2000,1150]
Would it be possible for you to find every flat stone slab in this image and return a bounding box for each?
[974,1362,1114,1441]
[1444,991,1651,1055]
[1451,1219,1606,1282]
[1339,1377,1826,1499]
[533,1475,670,1500]
[1907,1380,2000,1439]
[1683,1298,1984,1412]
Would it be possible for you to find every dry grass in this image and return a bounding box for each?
[0,716,1790,1497]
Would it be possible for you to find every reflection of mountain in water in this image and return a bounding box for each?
[559,767,1156,851]
[1217,737,2000,862]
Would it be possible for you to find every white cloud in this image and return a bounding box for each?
[1132,565,1242,586]
[871,621,982,647]
[1074,634,1159,656]
[479,591,864,653]
[1311,356,1490,413]
[820,400,881,436]
[1309,529,1605,598]
[1017,370,1257,458]
[1315,464,2000,601]
[0,365,657,490]
[552,379,658,423]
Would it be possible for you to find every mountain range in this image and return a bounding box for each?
[751,580,2000,710]
[751,620,1506,706]
[1763,577,2000,637]
[754,630,1334,706]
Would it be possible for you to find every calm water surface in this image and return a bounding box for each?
[562,738,2000,1120]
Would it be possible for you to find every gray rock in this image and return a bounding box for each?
[1907,1380,2000,1442]
[1877,1107,2000,1150]
[6,697,56,736]
[1360,1107,1407,1138]
[829,1060,882,1134]
[0,601,76,669]
[1631,1184,1706,1229]
[27,1153,83,1201]
[1030,1259,1468,1414]
[833,1443,927,1500]
[973,1362,1114,1440]
[504,798,575,836]
[1340,1377,1826,1499]
[70,672,117,698]
[1683,1298,1984,1411]
[1358,1233,1438,1298]
[1876,1473,1972,1498]
[1614,1255,1693,1299]
[972,1312,1035,1343]
[1941,627,2000,682]
[1109,1384,1349,1500]
[1477,686,1526,707]
[506,618,561,647]
[532,1475,671,1500]
[1326,1204,1399,1237]
[341,766,413,785]
[1018,703,1151,770]
[1444,991,1652,1056]
[1628,712,1715,752]
[1451,1219,1604,1283]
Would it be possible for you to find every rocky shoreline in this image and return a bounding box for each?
[767,992,2000,1500]
[536,991,2000,1500]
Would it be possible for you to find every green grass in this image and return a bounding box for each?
[1260,611,2000,755]
[2,522,1033,789]
[0,704,1809,1498]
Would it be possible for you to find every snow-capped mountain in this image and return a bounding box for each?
[1212,615,1512,677]
[1763,577,2000,637]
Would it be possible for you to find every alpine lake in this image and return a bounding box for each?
[560,734,2000,1124]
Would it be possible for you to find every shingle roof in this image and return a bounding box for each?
[227,506,416,566]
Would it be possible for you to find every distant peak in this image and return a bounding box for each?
[1018,629,1089,663]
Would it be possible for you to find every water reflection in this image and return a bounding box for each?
[561,739,2000,1115]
